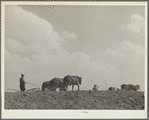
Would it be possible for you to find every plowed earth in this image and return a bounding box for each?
[5,90,144,110]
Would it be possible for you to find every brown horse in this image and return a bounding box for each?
[121,84,139,91]
[63,75,82,91]
[108,87,120,91]
[42,78,65,91]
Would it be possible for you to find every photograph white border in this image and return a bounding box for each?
[1,1,148,119]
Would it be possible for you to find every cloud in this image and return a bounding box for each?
[5,5,101,90]
[4,6,145,91]
[122,14,144,34]
[6,38,25,53]
[124,41,144,55]
[5,5,62,56]
[105,40,144,64]
[63,31,77,40]
[107,41,144,57]
[5,46,112,91]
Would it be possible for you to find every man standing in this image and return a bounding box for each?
[19,73,26,91]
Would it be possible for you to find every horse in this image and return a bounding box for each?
[42,78,65,91]
[121,84,139,91]
[63,75,82,91]
[108,86,120,91]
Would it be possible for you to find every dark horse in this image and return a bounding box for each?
[63,75,82,91]
[42,78,65,91]
[121,84,139,91]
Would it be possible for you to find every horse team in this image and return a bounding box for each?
[42,75,82,91]
[42,75,140,92]
[108,84,140,91]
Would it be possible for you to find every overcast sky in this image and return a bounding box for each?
[4,5,146,91]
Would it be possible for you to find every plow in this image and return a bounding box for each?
[5,87,41,92]
[5,81,41,92]
[26,87,40,92]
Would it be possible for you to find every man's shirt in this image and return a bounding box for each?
[20,77,25,85]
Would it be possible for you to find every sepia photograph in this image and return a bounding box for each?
[1,1,147,119]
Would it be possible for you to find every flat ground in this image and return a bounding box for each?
[5,90,144,110]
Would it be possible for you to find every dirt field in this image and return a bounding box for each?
[5,90,144,110]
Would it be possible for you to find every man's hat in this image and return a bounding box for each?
[21,73,25,76]
[94,85,97,87]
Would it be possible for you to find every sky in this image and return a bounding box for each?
[4,5,146,91]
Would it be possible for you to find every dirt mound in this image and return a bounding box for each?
[5,90,144,110]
